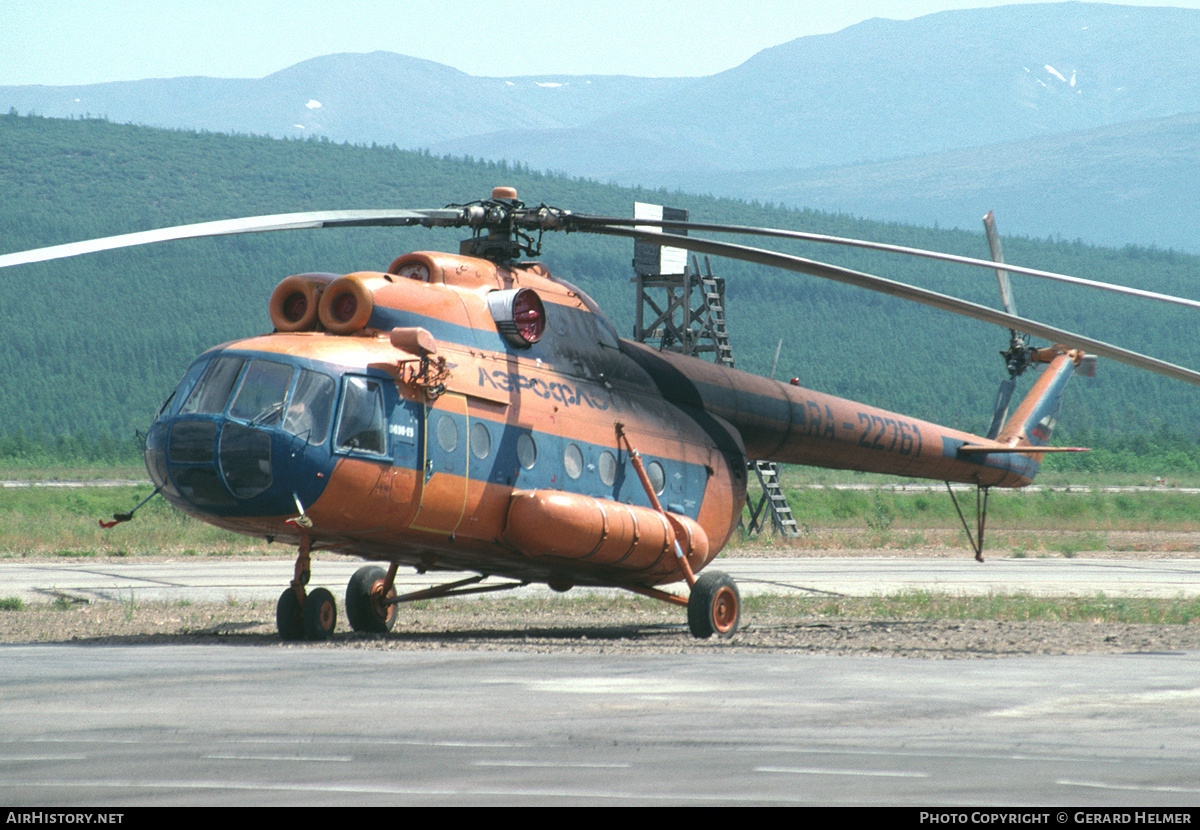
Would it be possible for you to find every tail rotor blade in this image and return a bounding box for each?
[982,211,1032,387]
[983,211,1018,319]
[986,377,1017,440]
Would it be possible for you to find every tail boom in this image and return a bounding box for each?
[624,341,1087,489]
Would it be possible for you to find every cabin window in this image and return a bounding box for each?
[517,433,537,469]
[168,421,217,464]
[283,369,336,445]
[158,359,209,417]
[563,443,584,480]
[470,422,492,460]
[598,450,618,487]
[180,356,245,415]
[435,414,458,453]
[646,460,666,496]
[229,360,294,426]
[219,422,273,498]
[336,377,387,454]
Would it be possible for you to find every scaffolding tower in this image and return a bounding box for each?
[632,207,798,538]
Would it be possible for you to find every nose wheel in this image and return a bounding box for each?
[276,538,338,641]
[303,587,337,640]
[276,586,338,641]
[276,587,305,641]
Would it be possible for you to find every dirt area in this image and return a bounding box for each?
[4,593,1200,658]
[3,536,1200,656]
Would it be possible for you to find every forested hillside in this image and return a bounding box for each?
[3,113,1199,469]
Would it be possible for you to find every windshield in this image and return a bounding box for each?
[175,355,336,446]
[180,356,245,415]
[229,360,294,426]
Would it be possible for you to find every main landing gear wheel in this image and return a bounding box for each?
[302,587,337,640]
[277,588,305,641]
[687,571,740,639]
[345,565,397,633]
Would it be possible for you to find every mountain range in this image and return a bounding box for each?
[3,2,1199,251]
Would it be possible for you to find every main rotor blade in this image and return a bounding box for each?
[589,225,1200,388]
[8,202,1198,389]
[15,203,1199,316]
[569,214,1200,314]
[0,209,463,269]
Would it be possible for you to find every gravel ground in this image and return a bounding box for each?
[4,594,1200,657]
[4,538,1200,656]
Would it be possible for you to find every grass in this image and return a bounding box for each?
[518,590,1200,625]
[739,591,1200,625]
[0,463,147,481]
[2,466,1199,558]
[729,466,1200,552]
[121,589,136,622]
[0,482,271,557]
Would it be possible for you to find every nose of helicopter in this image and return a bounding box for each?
[144,414,334,519]
[143,353,338,520]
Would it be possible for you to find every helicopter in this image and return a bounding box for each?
[4,186,1200,640]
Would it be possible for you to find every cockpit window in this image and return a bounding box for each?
[229,360,294,426]
[336,376,386,454]
[283,369,336,445]
[180,356,245,415]
[158,359,207,417]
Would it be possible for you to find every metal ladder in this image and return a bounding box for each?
[696,263,735,366]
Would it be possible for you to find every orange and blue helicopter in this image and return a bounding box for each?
[4,188,1200,640]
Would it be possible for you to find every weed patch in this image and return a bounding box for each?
[741,590,1200,625]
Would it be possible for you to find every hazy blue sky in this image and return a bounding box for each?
[5,1,1196,86]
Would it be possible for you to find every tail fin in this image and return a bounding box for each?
[959,349,1092,457]
[995,349,1091,448]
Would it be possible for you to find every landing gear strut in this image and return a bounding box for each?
[946,482,990,562]
[617,424,741,639]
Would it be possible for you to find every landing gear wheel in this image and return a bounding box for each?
[346,565,397,633]
[302,587,337,640]
[687,571,740,639]
[276,588,305,641]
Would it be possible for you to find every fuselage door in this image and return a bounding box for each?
[411,392,469,535]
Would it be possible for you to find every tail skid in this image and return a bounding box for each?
[952,347,1092,561]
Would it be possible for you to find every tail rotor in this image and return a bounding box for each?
[982,211,1035,439]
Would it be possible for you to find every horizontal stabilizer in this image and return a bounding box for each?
[958,443,1089,454]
